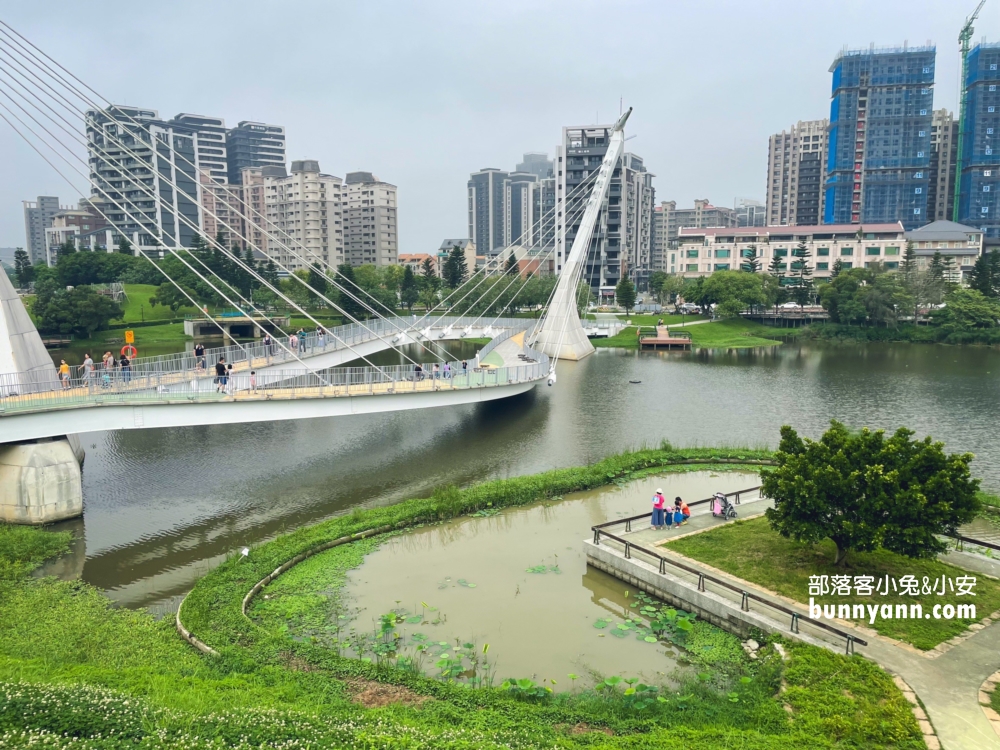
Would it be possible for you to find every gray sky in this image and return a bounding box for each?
[0,0,990,251]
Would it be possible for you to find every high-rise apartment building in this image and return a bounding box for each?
[825,45,936,228]
[467,157,554,256]
[735,198,767,227]
[928,109,957,222]
[86,105,200,254]
[765,120,829,226]
[262,160,343,270]
[956,42,1000,236]
[171,113,229,184]
[515,153,553,180]
[22,196,66,263]
[343,171,398,267]
[554,124,654,291]
[226,121,286,186]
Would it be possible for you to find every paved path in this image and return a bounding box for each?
[615,494,1000,750]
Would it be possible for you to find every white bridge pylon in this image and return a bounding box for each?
[533,107,632,362]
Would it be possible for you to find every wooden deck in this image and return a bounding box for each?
[638,326,692,350]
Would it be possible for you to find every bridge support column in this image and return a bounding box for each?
[0,437,83,524]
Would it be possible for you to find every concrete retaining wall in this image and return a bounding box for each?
[585,539,839,653]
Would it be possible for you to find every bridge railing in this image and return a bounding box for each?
[0,354,549,414]
[111,315,534,380]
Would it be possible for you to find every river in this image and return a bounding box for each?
[39,341,1000,614]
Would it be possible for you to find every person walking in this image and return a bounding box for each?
[443,362,451,379]
[262,333,273,361]
[432,363,440,381]
[317,326,326,350]
[119,353,132,384]
[672,497,691,529]
[414,363,424,382]
[101,351,114,388]
[79,353,95,391]
[194,342,206,371]
[225,363,235,395]
[215,357,227,393]
[249,370,257,393]
[289,333,299,354]
[651,488,666,530]
[58,359,71,390]
[297,328,309,354]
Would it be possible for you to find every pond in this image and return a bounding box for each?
[333,470,758,685]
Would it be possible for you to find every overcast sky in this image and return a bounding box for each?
[0,0,992,251]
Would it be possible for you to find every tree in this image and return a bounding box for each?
[700,270,766,318]
[32,278,123,337]
[336,263,366,321]
[13,248,33,288]
[615,277,637,315]
[443,244,469,289]
[966,251,1000,302]
[400,265,419,311]
[767,253,789,308]
[817,268,869,325]
[57,239,77,260]
[927,251,946,305]
[661,274,687,311]
[420,257,440,310]
[789,241,813,308]
[262,259,280,289]
[740,244,761,273]
[307,263,329,303]
[830,258,843,279]
[648,271,668,303]
[116,236,132,255]
[504,252,519,276]
[763,421,980,565]
[931,287,1000,334]
[150,281,199,312]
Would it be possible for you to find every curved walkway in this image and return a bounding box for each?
[620,497,1000,750]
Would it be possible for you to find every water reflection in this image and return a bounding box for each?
[60,341,1000,610]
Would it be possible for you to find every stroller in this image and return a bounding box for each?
[711,492,737,520]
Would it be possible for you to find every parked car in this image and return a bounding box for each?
[678,303,701,314]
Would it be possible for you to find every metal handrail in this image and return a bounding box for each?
[0,356,550,414]
[591,527,867,653]
[591,486,763,532]
[947,533,1000,553]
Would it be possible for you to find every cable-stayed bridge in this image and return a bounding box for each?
[0,19,632,522]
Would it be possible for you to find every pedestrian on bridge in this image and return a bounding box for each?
[317,326,326,350]
[194,342,206,371]
[443,362,451,379]
[119,353,131,384]
[79,353,95,391]
[290,333,299,353]
[297,328,309,354]
[215,358,227,393]
[262,333,273,361]
[58,359,71,390]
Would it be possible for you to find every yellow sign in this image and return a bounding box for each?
[124,330,134,344]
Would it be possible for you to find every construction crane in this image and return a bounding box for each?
[954,0,987,221]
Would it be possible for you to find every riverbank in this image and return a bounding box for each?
[0,445,927,748]
[794,322,1000,346]
[593,319,783,349]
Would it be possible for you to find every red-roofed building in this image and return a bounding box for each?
[674,222,906,279]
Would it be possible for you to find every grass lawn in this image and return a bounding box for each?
[121,283,199,322]
[666,516,1000,650]
[583,313,707,325]
[593,319,783,349]
[0,448,925,748]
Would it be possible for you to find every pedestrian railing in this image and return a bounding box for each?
[107,315,534,382]
[0,355,549,415]
[590,486,868,655]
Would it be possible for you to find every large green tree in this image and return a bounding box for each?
[740,244,761,273]
[32,278,123,337]
[400,265,419,311]
[13,248,33,288]
[699,270,765,318]
[763,421,980,565]
[443,245,469,289]
[930,287,1000,334]
[789,241,813,307]
[615,277,637,315]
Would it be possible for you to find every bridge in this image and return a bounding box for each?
[0,28,635,524]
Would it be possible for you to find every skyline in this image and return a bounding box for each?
[0,0,991,251]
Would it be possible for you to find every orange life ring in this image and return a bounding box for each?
[121,344,137,359]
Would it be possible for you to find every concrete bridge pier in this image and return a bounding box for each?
[0,437,83,524]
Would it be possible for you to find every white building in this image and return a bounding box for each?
[676,222,906,280]
[343,172,398,267]
[263,160,343,270]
